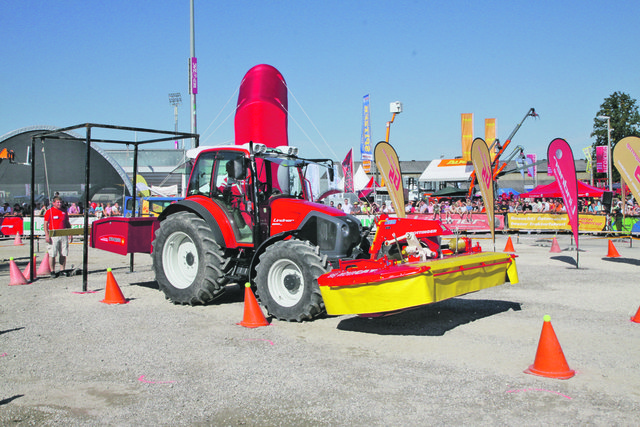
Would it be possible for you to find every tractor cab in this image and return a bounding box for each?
[184,143,342,248]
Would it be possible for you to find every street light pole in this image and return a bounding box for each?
[597,115,612,191]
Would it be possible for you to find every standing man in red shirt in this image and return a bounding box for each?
[44,196,72,277]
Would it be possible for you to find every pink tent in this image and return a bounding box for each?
[520,180,604,198]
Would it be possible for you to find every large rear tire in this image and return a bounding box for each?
[255,239,329,322]
[152,212,229,305]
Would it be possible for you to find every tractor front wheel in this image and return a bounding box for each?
[255,239,329,322]
[152,212,229,305]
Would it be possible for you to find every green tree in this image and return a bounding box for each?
[591,91,640,183]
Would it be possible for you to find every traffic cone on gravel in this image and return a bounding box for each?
[100,268,128,304]
[503,236,515,253]
[550,237,562,253]
[8,257,29,286]
[606,240,620,258]
[37,253,52,276]
[238,283,269,328]
[631,305,640,323]
[22,255,36,281]
[14,233,24,246]
[524,315,575,379]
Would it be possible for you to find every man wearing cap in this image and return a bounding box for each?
[44,196,72,277]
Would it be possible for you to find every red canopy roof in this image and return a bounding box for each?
[520,180,604,198]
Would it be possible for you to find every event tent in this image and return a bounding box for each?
[519,180,604,198]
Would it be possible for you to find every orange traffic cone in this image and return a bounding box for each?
[631,305,640,323]
[37,253,52,276]
[100,268,128,304]
[503,236,515,253]
[524,315,575,379]
[550,237,562,253]
[14,233,24,246]
[238,283,269,328]
[606,240,620,258]
[23,255,36,281]
[8,257,29,286]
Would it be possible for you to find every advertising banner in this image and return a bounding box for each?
[548,138,579,251]
[2,216,98,236]
[374,141,405,218]
[190,57,198,95]
[341,148,354,193]
[507,213,606,232]
[596,145,608,174]
[485,119,496,161]
[360,95,372,172]
[613,136,640,207]
[526,154,537,177]
[471,137,494,242]
[461,113,473,161]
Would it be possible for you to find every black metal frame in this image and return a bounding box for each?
[28,123,199,291]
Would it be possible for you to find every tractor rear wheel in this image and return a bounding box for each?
[255,239,329,322]
[152,212,229,305]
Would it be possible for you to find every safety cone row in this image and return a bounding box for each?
[525,315,575,379]
[606,240,620,258]
[100,268,128,304]
[14,233,24,246]
[631,305,640,323]
[550,236,562,253]
[238,283,269,328]
[37,253,52,276]
[8,257,29,286]
[503,236,515,253]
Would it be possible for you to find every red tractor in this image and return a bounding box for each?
[150,141,517,321]
[152,142,365,321]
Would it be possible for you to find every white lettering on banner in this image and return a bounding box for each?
[627,141,640,163]
[616,161,639,194]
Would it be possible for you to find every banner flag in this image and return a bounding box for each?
[526,154,537,177]
[189,57,198,95]
[582,147,593,174]
[360,95,373,172]
[548,138,579,253]
[342,148,355,193]
[596,145,608,174]
[374,141,405,218]
[461,113,474,161]
[485,119,496,161]
[613,136,640,207]
[471,138,495,242]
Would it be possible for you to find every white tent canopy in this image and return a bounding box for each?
[418,159,474,182]
[353,165,370,191]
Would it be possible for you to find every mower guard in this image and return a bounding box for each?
[318,251,518,316]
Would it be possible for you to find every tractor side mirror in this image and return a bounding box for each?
[328,167,334,182]
[231,158,247,180]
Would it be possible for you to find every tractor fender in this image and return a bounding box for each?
[158,199,226,248]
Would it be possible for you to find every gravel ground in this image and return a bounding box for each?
[1,233,639,426]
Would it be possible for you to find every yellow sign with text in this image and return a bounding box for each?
[507,213,606,232]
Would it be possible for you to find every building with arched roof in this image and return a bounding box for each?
[0,126,133,206]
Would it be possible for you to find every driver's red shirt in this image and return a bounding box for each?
[44,207,69,230]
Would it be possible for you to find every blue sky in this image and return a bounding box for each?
[2,0,639,163]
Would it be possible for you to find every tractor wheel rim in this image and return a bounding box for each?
[163,231,198,289]
[268,259,304,307]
